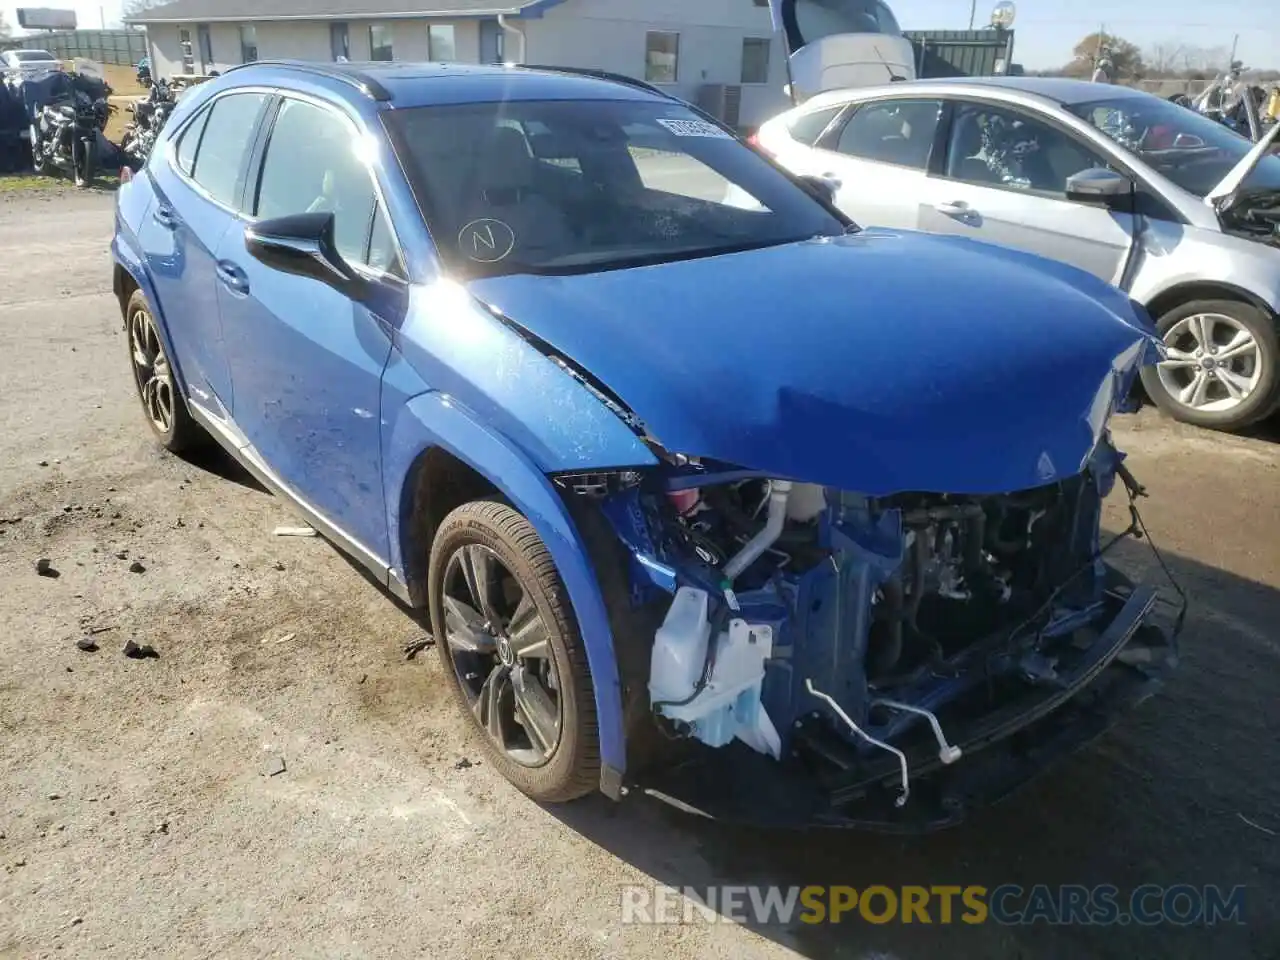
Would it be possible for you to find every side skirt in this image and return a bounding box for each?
[188,401,414,606]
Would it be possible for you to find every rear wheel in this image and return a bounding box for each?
[1140,299,1279,431]
[125,290,204,453]
[429,500,600,802]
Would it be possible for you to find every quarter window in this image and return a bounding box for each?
[188,92,268,208]
[255,98,402,276]
[645,31,679,84]
[945,103,1108,195]
[174,106,210,176]
[787,105,842,145]
[369,23,394,61]
[833,99,942,169]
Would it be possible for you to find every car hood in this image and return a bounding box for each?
[1206,121,1280,205]
[467,231,1158,495]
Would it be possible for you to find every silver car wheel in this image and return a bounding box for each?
[1155,312,1261,414]
[129,306,174,434]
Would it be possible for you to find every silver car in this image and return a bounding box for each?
[753,77,1280,432]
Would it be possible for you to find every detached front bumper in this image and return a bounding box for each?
[633,584,1178,832]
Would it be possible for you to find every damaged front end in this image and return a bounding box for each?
[559,437,1180,831]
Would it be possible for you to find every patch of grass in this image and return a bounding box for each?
[0,172,120,195]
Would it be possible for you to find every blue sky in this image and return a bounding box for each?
[5,0,1277,69]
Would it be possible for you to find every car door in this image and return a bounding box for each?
[801,97,945,230]
[215,94,409,561]
[915,99,1135,284]
[136,90,269,416]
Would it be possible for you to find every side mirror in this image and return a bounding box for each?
[245,212,364,295]
[1065,168,1133,208]
[797,173,840,204]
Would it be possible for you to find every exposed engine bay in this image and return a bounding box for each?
[1218,189,1280,249]
[563,434,1179,814]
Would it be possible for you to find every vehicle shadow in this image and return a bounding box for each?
[547,539,1280,960]
[1240,413,1280,445]
[179,442,266,494]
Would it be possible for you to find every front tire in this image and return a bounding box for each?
[1139,298,1279,431]
[429,500,600,802]
[125,289,204,453]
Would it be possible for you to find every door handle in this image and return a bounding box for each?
[935,200,973,218]
[152,205,178,230]
[216,261,250,296]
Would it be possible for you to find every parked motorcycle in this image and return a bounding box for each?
[120,78,175,168]
[29,88,109,187]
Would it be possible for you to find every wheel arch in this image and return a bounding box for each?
[382,390,630,794]
[111,244,195,399]
[1143,281,1278,326]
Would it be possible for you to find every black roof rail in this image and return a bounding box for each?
[222,59,393,102]
[516,64,670,99]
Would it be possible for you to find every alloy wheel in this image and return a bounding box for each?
[1156,312,1262,413]
[129,306,175,434]
[441,544,562,767]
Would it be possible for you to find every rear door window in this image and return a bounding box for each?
[831,99,943,169]
[188,92,269,209]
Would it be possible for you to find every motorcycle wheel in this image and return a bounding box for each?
[29,125,49,175]
[74,137,96,189]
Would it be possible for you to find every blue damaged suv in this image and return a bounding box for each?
[112,61,1178,828]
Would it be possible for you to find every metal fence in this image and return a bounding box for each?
[16,30,148,67]
[905,29,1015,79]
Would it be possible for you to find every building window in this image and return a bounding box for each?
[240,25,258,63]
[178,28,194,74]
[197,24,213,72]
[428,24,457,61]
[741,37,770,83]
[644,31,679,84]
[369,23,394,61]
[330,22,350,61]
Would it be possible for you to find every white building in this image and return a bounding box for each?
[127,0,790,128]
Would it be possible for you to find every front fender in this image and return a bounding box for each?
[382,389,628,793]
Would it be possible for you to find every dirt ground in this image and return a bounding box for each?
[0,189,1277,960]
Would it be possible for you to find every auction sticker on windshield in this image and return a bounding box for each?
[656,118,735,139]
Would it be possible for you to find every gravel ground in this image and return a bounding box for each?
[0,190,1277,960]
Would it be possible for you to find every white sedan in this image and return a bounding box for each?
[1,49,63,74]
[751,77,1280,432]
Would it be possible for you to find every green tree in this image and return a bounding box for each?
[1062,32,1147,80]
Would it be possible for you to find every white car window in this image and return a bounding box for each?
[832,99,943,169]
[945,103,1109,196]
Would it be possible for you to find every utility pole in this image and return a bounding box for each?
[1228,32,1239,67]
[968,0,977,30]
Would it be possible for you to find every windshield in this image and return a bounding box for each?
[1069,95,1280,198]
[385,99,846,279]
[12,51,56,63]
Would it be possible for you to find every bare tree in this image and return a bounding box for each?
[1146,42,1185,76]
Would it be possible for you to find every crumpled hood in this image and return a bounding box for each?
[468,230,1159,495]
